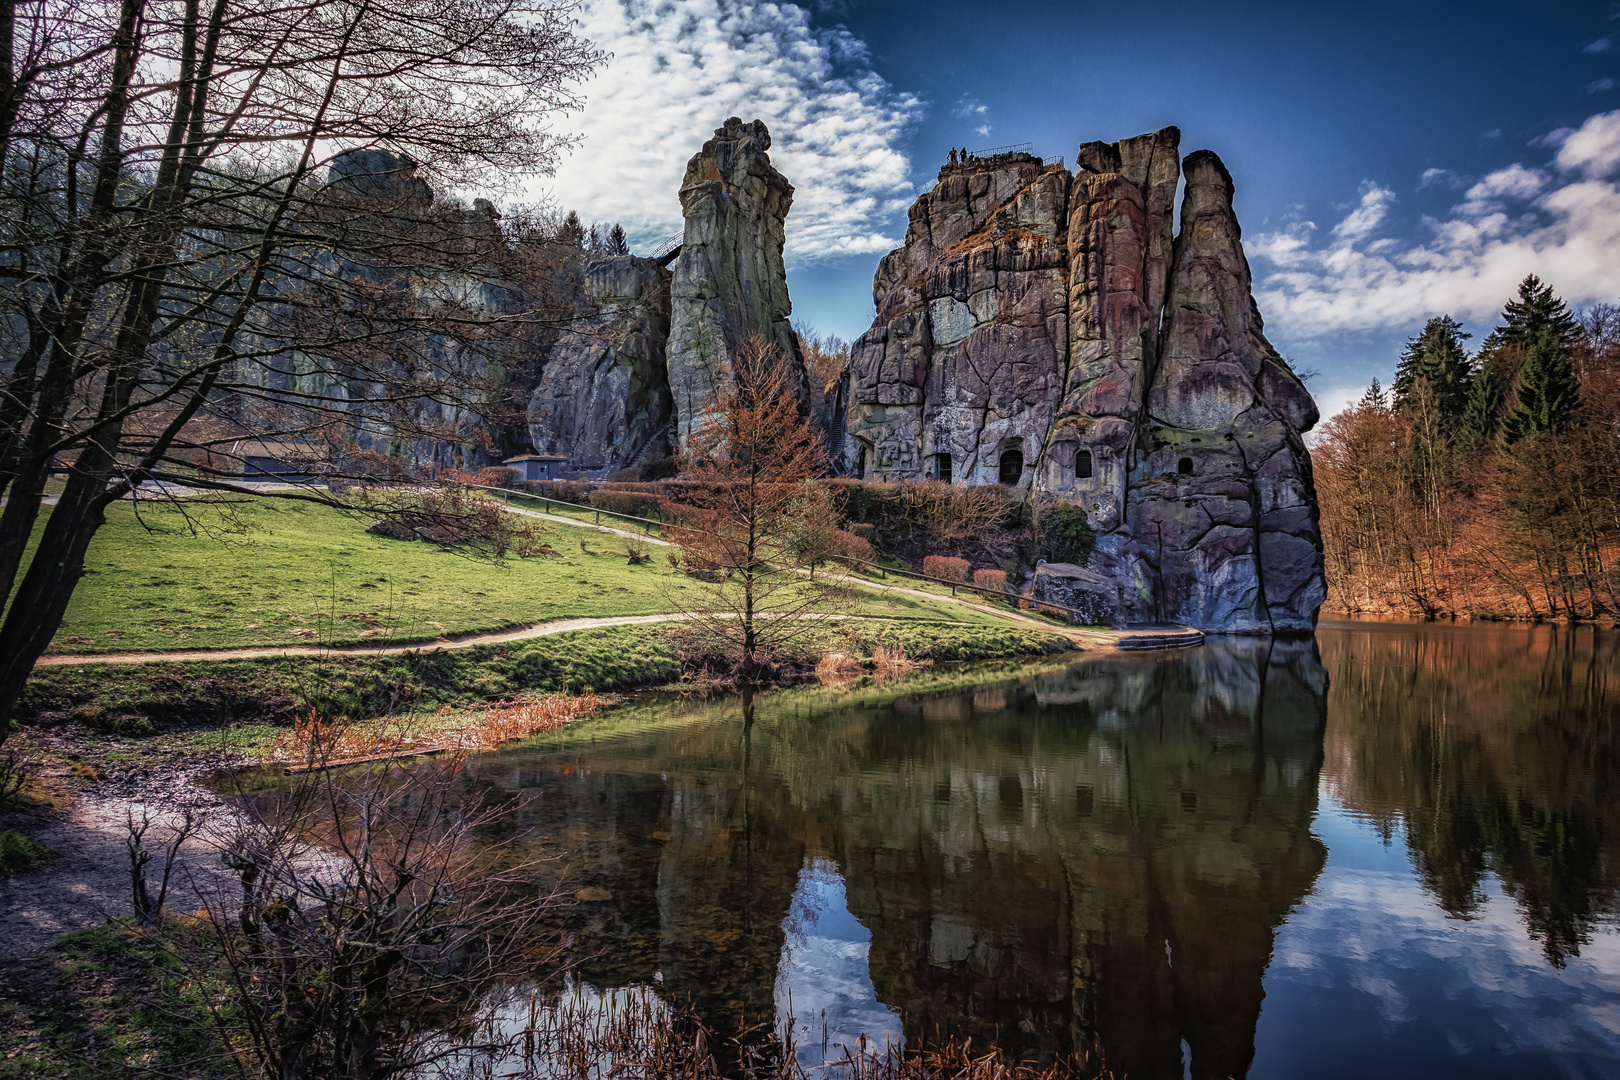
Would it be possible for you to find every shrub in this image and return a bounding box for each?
[849,522,879,546]
[923,555,972,583]
[831,528,874,564]
[1033,500,1097,566]
[973,568,1009,595]
[587,489,660,519]
[525,480,591,503]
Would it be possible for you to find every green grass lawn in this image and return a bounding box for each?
[27,497,1015,655]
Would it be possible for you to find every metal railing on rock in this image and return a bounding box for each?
[968,141,1033,157]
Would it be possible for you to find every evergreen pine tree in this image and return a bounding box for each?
[1504,327,1580,441]
[1358,378,1389,412]
[557,210,585,247]
[1459,358,1504,442]
[607,223,629,256]
[1393,315,1473,422]
[1490,274,1579,351]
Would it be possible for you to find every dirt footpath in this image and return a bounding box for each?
[0,748,236,961]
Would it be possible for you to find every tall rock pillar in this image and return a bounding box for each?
[1124,151,1324,632]
[1050,127,1180,529]
[666,118,807,450]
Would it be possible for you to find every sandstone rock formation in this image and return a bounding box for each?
[845,131,1325,633]
[845,151,1069,484]
[667,118,808,448]
[526,256,673,475]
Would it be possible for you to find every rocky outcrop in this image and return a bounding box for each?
[846,152,1069,485]
[844,132,1325,634]
[1029,561,1120,625]
[526,256,673,476]
[1110,152,1324,632]
[667,118,808,448]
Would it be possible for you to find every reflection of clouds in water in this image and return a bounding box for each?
[775,859,903,1070]
[1253,798,1620,1078]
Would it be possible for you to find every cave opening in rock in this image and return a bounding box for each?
[1076,449,1092,480]
[999,448,1024,485]
[1178,457,1193,475]
[935,452,952,484]
[855,444,867,479]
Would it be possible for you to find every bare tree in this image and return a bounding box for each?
[204,738,562,1080]
[661,336,847,676]
[0,0,605,739]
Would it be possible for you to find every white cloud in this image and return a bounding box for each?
[1418,167,1463,190]
[1590,77,1616,94]
[952,96,988,118]
[538,0,921,262]
[1453,163,1547,216]
[1331,183,1396,241]
[1585,36,1612,53]
[975,123,991,138]
[1555,109,1620,175]
[1252,110,1620,338]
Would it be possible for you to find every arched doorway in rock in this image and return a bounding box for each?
[1178,457,1193,475]
[1075,449,1093,480]
[999,446,1024,485]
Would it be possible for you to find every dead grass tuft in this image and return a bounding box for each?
[271,691,602,767]
[815,651,863,682]
[871,645,921,678]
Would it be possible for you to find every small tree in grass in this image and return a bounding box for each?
[661,336,847,675]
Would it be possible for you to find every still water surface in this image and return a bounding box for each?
[466,620,1620,1079]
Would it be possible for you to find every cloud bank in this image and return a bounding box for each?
[540,0,921,262]
[1252,109,1620,338]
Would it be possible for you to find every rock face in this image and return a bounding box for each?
[846,152,1069,485]
[845,132,1325,634]
[526,256,673,475]
[667,118,808,448]
[1030,562,1120,626]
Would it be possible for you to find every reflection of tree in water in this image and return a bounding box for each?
[1321,622,1620,966]
[462,641,1330,1080]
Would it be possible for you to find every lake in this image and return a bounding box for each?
[461,620,1620,1079]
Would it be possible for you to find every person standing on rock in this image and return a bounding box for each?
[948,147,958,166]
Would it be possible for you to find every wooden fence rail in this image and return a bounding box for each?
[459,482,1099,626]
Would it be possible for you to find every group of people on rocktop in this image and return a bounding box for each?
[947,146,978,166]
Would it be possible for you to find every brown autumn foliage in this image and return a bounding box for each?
[660,336,849,673]
[1315,306,1620,620]
[922,555,972,583]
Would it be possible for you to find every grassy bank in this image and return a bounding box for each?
[24,497,1007,656]
[0,920,232,1079]
[19,621,1075,736]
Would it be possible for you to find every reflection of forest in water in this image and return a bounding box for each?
[469,640,1330,1080]
[1319,620,1620,967]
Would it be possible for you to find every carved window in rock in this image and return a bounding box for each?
[999,448,1024,486]
[1075,450,1093,480]
[935,452,953,484]
[1178,457,1193,476]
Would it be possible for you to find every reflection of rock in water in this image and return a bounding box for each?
[835,639,1327,1080]
[469,644,1329,1079]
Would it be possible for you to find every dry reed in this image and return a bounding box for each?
[815,651,863,682]
[870,646,919,678]
[271,692,601,766]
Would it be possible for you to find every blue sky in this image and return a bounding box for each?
[540,0,1620,423]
